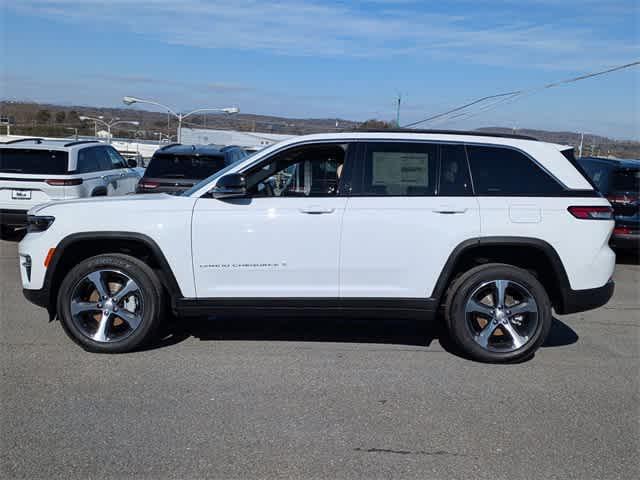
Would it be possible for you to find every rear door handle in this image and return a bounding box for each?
[299,206,335,214]
[433,206,467,214]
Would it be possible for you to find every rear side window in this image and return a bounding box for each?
[0,148,69,175]
[466,145,565,195]
[77,147,111,173]
[358,142,437,196]
[439,144,472,196]
[145,153,227,179]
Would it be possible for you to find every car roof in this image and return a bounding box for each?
[1,138,102,151]
[155,144,238,156]
[579,156,640,169]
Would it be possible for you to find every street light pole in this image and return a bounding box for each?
[122,96,239,143]
[79,116,139,144]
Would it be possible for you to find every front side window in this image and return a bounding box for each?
[467,145,565,195]
[357,142,437,196]
[246,144,348,197]
[106,147,127,169]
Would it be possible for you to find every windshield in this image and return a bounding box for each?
[0,148,69,174]
[145,153,227,179]
[181,150,258,196]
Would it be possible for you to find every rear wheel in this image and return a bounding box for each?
[445,263,552,363]
[57,254,164,353]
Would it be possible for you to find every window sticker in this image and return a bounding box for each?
[372,152,429,186]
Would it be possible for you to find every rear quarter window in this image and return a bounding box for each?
[612,169,640,192]
[466,145,565,195]
[0,148,69,175]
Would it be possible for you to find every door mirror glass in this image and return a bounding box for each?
[127,158,138,168]
[211,173,247,199]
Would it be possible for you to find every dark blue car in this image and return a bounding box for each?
[578,156,639,250]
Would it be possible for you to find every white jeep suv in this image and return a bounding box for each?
[18,130,615,362]
[1,138,141,237]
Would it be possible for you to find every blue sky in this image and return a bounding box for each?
[1,0,638,138]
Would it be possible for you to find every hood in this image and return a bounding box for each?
[28,193,182,215]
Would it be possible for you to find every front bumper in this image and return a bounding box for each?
[557,280,615,315]
[0,209,28,227]
[23,287,50,309]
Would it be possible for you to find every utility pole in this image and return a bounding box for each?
[578,132,584,158]
[395,94,402,127]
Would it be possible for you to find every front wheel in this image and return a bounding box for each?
[445,264,552,363]
[57,254,164,353]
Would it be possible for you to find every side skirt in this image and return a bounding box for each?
[174,298,439,319]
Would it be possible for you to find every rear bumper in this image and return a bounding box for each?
[557,280,615,315]
[0,209,28,227]
[611,232,639,250]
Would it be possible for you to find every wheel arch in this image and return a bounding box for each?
[432,236,572,313]
[43,232,182,318]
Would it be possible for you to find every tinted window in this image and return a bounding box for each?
[0,148,69,175]
[439,144,472,196]
[76,148,100,173]
[578,159,613,194]
[105,147,126,169]
[145,153,227,179]
[246,144,347,197]
[356,142,437,196]
[612,169,640,192]
[467,145,565,195]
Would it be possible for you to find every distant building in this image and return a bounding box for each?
[180,127,294,151]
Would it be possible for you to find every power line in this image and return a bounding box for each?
[402,60,640,128]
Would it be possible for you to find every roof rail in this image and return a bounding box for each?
[358,128,538,141]
[63,140,100,147]
[159,143,181,151]
[4,137,45,144]
[220,145,240,151]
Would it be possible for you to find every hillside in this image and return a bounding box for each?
[1,101,638,158]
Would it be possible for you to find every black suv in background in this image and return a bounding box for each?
[137,144,247,194]
[578,156,639,249]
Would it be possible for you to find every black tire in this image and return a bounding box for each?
[444,263,552,363]
[57,253,164,353]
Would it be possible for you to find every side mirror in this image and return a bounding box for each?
[127,159,138,168]
[211,173,247,199]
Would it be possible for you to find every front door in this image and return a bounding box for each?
[191,142,354,298]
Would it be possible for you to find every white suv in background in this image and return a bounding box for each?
[18,130,615,362]
[0,138,141,237]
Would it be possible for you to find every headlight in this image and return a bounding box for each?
[27,215,55,233]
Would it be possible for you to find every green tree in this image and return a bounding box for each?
[36,109,51,124]
[357,119,393,130]
[55,111,66,123]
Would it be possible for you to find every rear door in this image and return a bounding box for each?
[0,147,70,211]
[339,141,481,298]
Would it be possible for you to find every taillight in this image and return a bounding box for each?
[607,194,638,205]
[45,178,83,186]
[568,206,614,220]
[613,226,633,235]
[138,181,159,190]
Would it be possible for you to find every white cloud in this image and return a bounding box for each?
[5,0,638,70]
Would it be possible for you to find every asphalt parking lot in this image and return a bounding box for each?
[0,238,638,480]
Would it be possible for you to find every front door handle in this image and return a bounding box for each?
[299,206,335,214]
